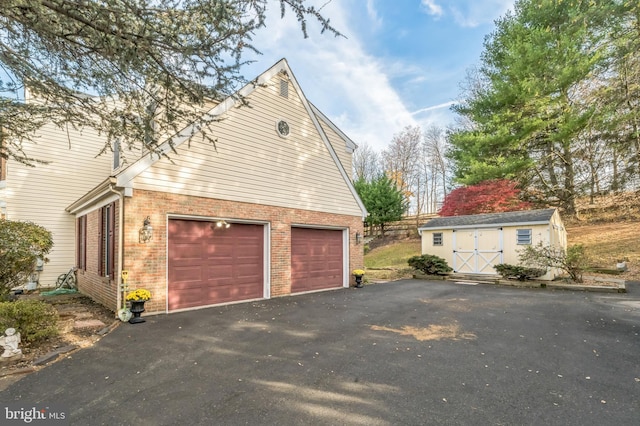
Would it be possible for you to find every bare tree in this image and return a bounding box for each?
[382,126,422,214]
[422,125,449,213]
[352,141,380,182]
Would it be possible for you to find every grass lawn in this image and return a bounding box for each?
[566,221,640,280]
[364,239,421,281]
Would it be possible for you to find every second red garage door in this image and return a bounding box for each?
[291,227,344,293]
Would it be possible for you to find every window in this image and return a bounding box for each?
[77,216,87,270]
[516,229,532,245]
[433,232,443,246]
[99,203,116,277]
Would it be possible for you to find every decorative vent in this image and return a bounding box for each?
[279,79,289,98]
[276,120,290,138]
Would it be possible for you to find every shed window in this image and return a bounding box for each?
[433,232,443,246]
[516,229,532,245]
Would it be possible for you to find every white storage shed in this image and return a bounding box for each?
[418,209,566,280]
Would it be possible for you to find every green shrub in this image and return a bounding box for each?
[493,264,546,281]
[0,219,53,297]
[407,254,453,275]
[0,299,59,343]
[519,243,589,283]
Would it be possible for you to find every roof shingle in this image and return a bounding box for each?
[418,209,557,230]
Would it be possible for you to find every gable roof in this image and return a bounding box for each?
[418,209,558,231]
[68,59,367,219]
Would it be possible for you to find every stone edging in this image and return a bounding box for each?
[413,273,627,293]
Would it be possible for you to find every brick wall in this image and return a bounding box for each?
[76,202,120,311]
[112,189,365,314]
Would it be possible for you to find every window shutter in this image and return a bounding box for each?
[98,209,104,276]
[108,203,116,277]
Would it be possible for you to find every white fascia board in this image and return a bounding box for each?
[67,177,132,215]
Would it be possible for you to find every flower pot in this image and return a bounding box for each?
[354,275,364,288]
[128,300,147,324]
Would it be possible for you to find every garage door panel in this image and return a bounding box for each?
[171,265,203,282]
[291,227,343,293]
[171,243,205,260]
[168,220,264,311]
[170,292,203,310]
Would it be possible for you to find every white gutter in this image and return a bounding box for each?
[107,177,125,315]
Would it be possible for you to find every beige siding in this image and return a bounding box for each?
[502,224,549,265]
[317,120,353,178]
[421,230,453,260]
[133,73,363,217]
[2,123,112,286]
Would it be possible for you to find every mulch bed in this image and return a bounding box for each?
[1,293,118,378]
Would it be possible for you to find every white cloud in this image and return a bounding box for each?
[449,0,514,28]
[243,2,417,152]
[421,0,444,18]
[366,0,383,30]
[411,101,458,116]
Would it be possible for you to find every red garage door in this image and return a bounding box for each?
[168,219,264,311]
[291,227,343,293]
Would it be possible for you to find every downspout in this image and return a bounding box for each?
[108,178,124,315]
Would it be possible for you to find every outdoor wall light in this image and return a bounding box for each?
[216,220,231,229]
[139,216,153,243]
[355,231,362,245]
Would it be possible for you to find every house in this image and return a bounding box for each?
[418,209,566,280]
[1,58,368,313]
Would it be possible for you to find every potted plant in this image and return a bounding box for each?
[352,269,365,288]
[125,289,152,324]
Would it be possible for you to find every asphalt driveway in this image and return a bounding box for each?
[2,280,639,425]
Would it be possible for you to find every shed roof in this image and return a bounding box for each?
[418,208,557,230]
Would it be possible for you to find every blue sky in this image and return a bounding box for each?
[243,0,515,152]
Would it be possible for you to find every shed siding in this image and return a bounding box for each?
[133,72,362,217]
[421,211,567,280]
[502,224,549,264]
[421,230,454,261]
[2,123,113,286]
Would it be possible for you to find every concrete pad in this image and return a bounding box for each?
[55,345,78,354]
[73,319,106,329]
[32,352,58,366]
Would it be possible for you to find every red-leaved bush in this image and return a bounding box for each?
[438,179,531,216]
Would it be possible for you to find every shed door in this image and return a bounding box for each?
[168,219,264,311]
[453,228,503,274]
[291,227,343,293]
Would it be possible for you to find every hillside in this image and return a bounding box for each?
[365,193,640,282]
